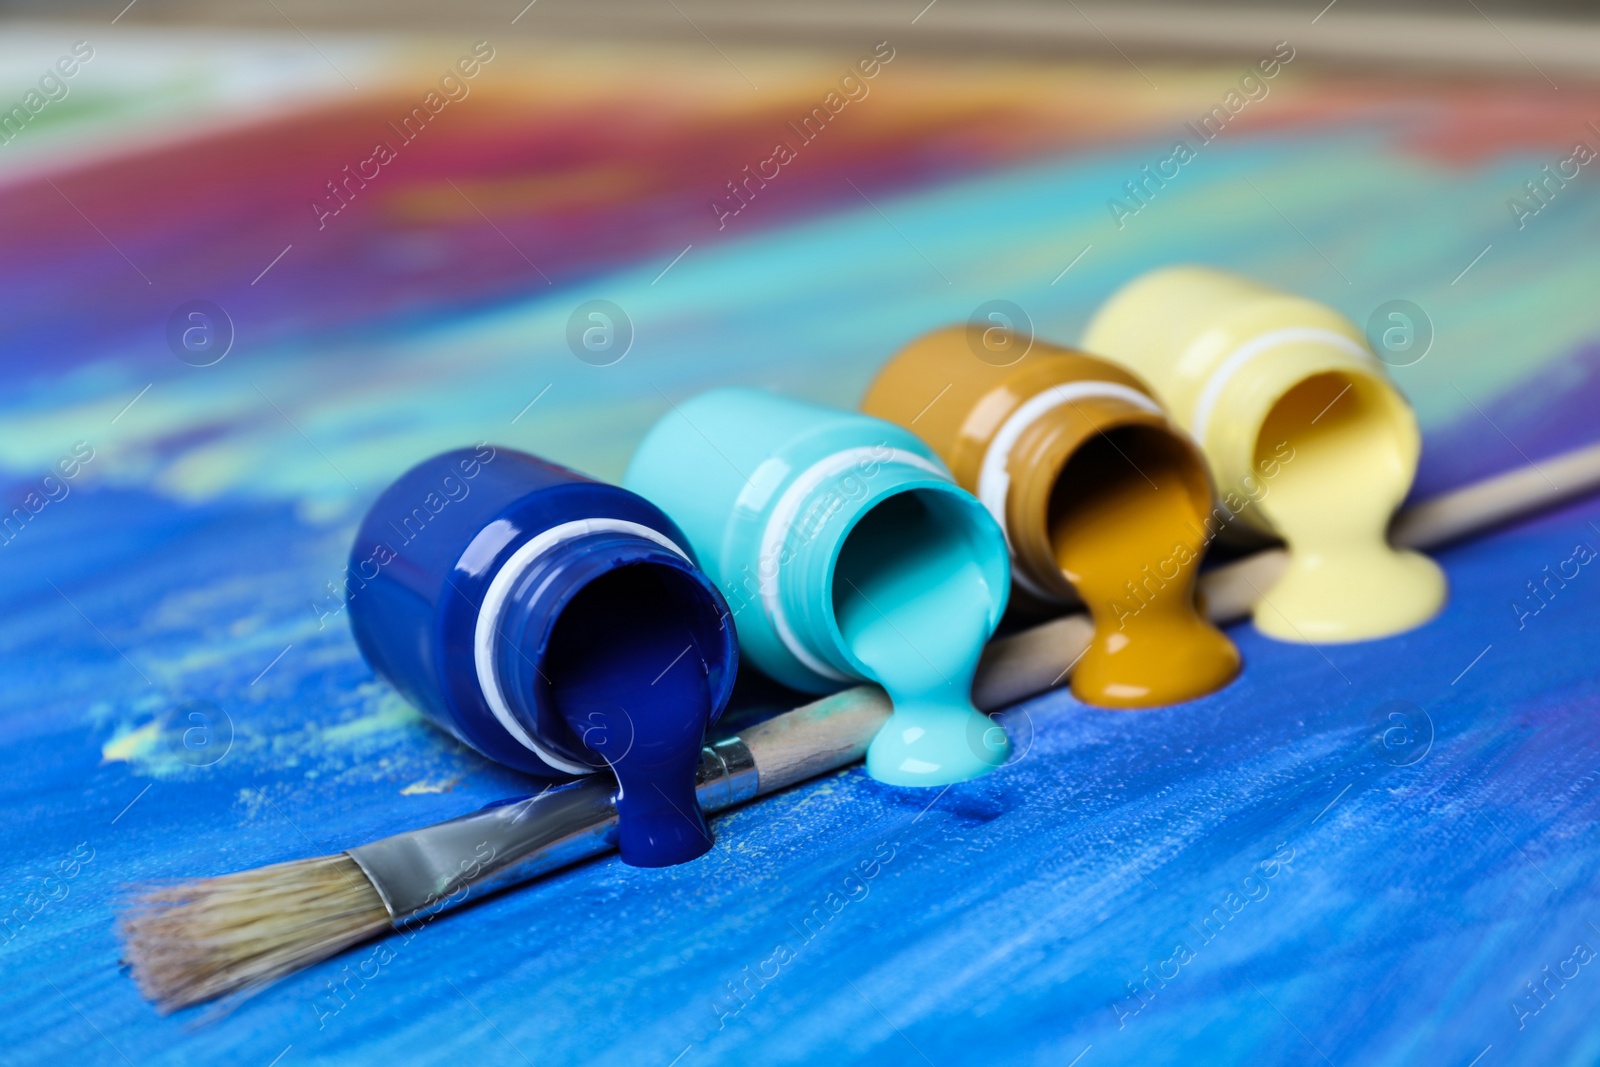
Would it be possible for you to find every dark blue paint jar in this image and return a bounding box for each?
[347,444,738,866]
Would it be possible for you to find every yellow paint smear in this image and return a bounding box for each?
[101,720,162,764]
[320,693,422,746]
[401,778,459,795]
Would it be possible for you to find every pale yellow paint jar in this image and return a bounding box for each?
[1082,265,1446,643]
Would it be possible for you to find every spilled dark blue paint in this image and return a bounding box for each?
[548,565,717,866]
[346,448,735,868]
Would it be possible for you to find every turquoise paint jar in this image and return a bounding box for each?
[625,387,1013,786]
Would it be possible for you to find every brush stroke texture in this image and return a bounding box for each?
[1,36,1599,1067]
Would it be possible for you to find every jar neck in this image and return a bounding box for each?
[478,524,736,775]
[1198,337,1402,535]
[764,456,1008,684]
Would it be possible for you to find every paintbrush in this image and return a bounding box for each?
[120,438,1600,1012]
[121,689,894,1013]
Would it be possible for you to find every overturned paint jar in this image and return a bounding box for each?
[1083,266,1447,642]
[862,326,1239,709]
[347,444,738,868]
[624,388,1011,787]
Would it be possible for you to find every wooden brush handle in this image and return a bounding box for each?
[1391,439,1600,550]
[740,439,1600,798]
[974,613,1094,710]
[741,686,892,796]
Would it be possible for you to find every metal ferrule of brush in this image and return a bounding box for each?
[347,737,759,923]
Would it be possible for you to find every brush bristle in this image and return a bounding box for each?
[119,853,393,1013]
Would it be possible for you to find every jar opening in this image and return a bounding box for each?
[1047,424,1212,585]
[1254,370,1403,476]
[1251,369,1415,545]
[830,485,1006,679]
[542,560,732,770]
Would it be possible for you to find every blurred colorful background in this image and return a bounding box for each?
[3,3,1600,1065]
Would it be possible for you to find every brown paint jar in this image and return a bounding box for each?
[861,325,1240,708]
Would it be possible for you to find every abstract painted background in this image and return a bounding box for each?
[1,19,1599,1066]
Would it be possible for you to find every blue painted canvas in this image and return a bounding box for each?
[2,25,1599,1067]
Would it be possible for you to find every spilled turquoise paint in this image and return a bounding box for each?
[623,387,1009,781]
[835,491,1010,785]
